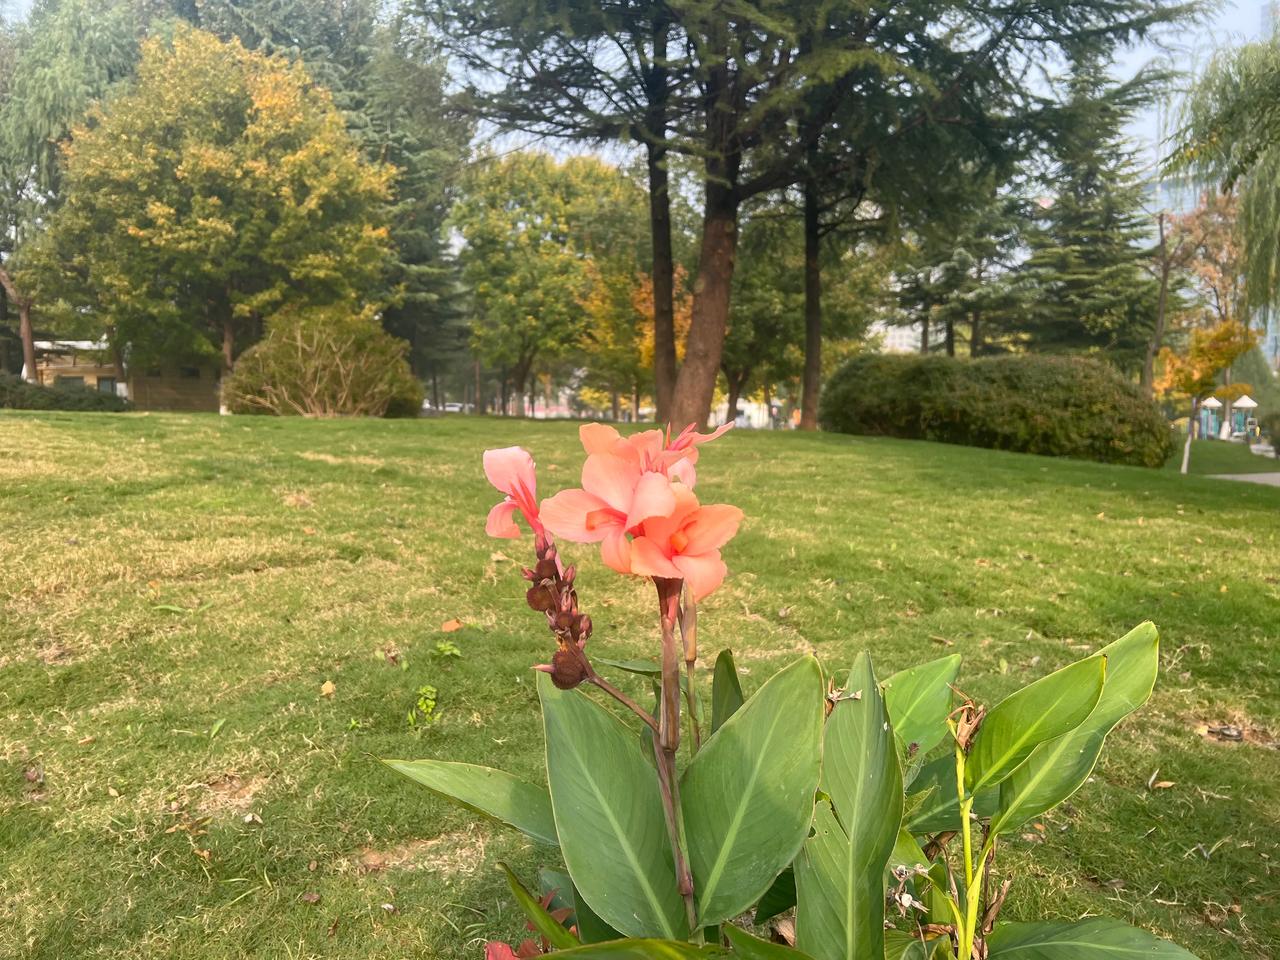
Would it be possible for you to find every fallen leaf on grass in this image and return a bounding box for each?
[440,619,463,632]
[300,892,321,905]
[77,735,95,746]
[320,680,336,699]
[1146,769,1174,790]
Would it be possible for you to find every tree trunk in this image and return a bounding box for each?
[920,318,930,354]
[18,300,36,383]
[671,179,737,431]
[1142,214,1170,398]
[762,380,772,428]
[971,311,982,358]
[645,20,677,425]
[222,317,235,372]
[1181,397,1198,475]
[500,369,510,416]
[0,267,36,382]
[944,318,955,357]
[611,389,621,421]
[633,379,641,422]
[474,361,485,414]
[800,170,822,431]
[724,369,748,424]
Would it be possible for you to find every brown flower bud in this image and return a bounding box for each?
[550,648,588,690]
[534,558,557,581]
[526,584,555,612]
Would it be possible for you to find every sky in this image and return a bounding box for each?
[1121,0,1273,164]
[1,0,1270,161]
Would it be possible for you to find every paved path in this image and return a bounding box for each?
[1209,472,1280,486]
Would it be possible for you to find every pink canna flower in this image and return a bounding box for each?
[539,453,678,573]
[483,446,543,539]
[578,421,732,488]
[627,485,743,601]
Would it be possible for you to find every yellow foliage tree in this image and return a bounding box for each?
[1156,319,1258,473]
[27,26,396,374]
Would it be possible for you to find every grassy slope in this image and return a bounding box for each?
[1,412,1277,960]
[1165,438,1280,476]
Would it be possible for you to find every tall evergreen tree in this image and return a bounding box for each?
[1018,57,1160,369]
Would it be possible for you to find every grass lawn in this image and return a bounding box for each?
[1166,438,1280,476]
[1,412,1277,960]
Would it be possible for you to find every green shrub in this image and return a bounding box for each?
[1260,410,1280,442]
[223,305,423,418]
[0,373,132,412]
[819,353,1173,467]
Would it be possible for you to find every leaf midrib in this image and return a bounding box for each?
[970,665,1097,793]
[551,708,678,939]
[695,701,789,917]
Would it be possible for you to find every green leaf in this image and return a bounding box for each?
[539,868,623,944]
[885,930,932,960]
[796,653,903,960]
[991,623,1159,835]
[965,656,1106,794]
[381,759,557,847]
[753,868,796,925]
[882,654,961,755]
[539,673,688,939]
[546,941,728,959]
[986,918,1200,959]
[597,657,663,677]
[711,648,745,735]
[682,656,824,926]
[905,755,1000,834]
[500,862,579,950]
[723,923,817,959]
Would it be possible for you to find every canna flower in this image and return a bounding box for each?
[578,421,732,488]
[483,446,542,539]
[628,485,743,601]
[539,453,678,574]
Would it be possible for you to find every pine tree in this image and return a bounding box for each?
[1018,57,1161,369]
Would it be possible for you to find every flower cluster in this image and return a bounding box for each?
[484,422,742,601]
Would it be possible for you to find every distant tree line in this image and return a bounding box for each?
[3,0,1276,427]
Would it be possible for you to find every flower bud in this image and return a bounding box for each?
[526,584,555,612]
[550,648,588,690]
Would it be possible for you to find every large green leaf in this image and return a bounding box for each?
[986,918,1200,959]
[905,755,1000,834]
[965,656,1105,794]
[540,867,622,944]
[991,623,1159,835]
[753,868,796,925]
[682,656,824,926]
[882,655,961,755]
[548,940,729,959]
[885,930,932,960]
[711,648,745,735]
[500,862,579,950]
[539,673,688,939]
[381,759,557,847]
[723,923,817,959]
[796,653,903,960]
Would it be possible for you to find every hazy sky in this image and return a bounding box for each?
[2,0,1269,161]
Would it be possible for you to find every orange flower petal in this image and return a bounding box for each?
[682,504,743,555]
[540,488,613,543]
[673,551,727,601]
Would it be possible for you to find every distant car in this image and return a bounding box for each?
[444,402,464,413]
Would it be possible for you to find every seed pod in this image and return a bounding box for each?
[526,584,556,612]
[550,648,588,690]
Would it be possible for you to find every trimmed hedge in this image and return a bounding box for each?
[819,353,1173,468]
[0,373,132,412]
